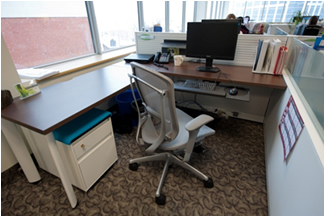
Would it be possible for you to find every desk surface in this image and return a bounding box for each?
[1,65,131,135]
[2,61,286,134]
[143,61,287,90]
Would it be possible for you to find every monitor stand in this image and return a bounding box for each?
[196,58,220,73]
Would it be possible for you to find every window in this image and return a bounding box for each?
[273,1,286,22]
[184,1,195,31]
[1,1,139,70]
[169,1,184,32]
[142,1,165,31]
[1,1,93,69]
[2,1,324,71]
[93,1,138,52]
[306,1,324,20]
[230,1,246,18]
[284,1,306,22]
[227,0,323,22]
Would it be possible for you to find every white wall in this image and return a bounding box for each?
[264,72,324,215]
[1,34,21,172]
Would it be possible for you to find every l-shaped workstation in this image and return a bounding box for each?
[1,32,323,215]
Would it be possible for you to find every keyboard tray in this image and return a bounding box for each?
[174,81,226,96]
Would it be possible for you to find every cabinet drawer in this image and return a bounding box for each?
[72,118,113,159]
[78,136,118,189]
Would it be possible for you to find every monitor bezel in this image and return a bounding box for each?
[186,20,239,72]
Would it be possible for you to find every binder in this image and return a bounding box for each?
[255,39,270,72]
[274,46,288,75]
[268,39,282,73]
[253,40,263,71]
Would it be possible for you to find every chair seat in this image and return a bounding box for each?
[159,108,215,150]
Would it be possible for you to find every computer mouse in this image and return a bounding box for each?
[229,87,238,95]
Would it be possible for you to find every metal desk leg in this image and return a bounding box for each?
[45,133,77,208]
[1,119,41,183]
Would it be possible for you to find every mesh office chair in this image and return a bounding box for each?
[302,25,323,36]
[128,62,216,205]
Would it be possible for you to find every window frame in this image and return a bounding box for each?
[2,0,324,78]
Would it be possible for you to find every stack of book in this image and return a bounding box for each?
[253,39,288,75]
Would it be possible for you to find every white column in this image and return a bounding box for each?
[1,118,41,183]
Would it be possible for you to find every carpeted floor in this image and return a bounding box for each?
[1,117,268,215]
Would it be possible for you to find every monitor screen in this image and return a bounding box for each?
[243,17,249,24]
[302,16,311,23]
[186,21,239,73]
[202,19,241,34]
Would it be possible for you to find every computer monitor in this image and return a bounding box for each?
[202,19,241,34]
[293,23,307,35]
[302,16,312,23]
[186,21,239,73]
[243,17,249,24]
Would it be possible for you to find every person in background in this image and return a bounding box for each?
[237,16,250,34]
[245,15,252,30]
[245,15,250,23]
[226,13,236,19]
[308,16,319,25]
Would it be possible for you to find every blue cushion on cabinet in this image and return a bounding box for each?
[53,108,112,145]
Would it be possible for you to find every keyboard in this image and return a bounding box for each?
[182,80,216,90]
[174,80,226,96]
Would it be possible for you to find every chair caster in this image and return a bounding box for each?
[129,163,139,171]
[193,145,206,153]
[203,177,214,188]
[155,194,166,205]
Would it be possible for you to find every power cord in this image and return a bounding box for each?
[153,62,169,70]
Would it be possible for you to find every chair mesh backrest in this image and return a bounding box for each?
[303,25,322,36]
[130,62,179,140]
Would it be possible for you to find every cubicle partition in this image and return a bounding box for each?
[264,37,324,216]
[135,32,288,67]
[274,27,289,35]
[135,31,324,215]
[135,32,290,123]
[266,23,296,34]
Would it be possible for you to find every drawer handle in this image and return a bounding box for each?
[81,144,86,148]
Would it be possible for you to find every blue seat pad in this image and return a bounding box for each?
[53,108,112,145]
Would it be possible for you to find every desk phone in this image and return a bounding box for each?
[154,52,170,64]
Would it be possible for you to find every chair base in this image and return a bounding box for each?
[129,152,214,205]
[155,194,166,205]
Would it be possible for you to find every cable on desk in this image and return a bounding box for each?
[217,70,237,88]
[187,59,235,86]
[176,100,209,113]
[153,62,169,70]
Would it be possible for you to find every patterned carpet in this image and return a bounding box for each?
[1,117,268,215]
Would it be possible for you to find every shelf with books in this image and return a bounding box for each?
[252,38,287,75]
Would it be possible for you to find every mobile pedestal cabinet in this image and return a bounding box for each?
[22,108,118,191]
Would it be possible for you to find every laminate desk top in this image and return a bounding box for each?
[118,61,287,90]
[2,61,287,134]
[1,65,131,135]
[1,60,287,209]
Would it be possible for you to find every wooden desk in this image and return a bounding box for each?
[144,61,287,90]
[1,64,131,208]
[2,65,131,134]
[1,60,286,208]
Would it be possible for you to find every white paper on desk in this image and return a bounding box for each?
[17,68,60,80]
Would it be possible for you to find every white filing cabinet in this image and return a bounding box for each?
[22,118,118,191]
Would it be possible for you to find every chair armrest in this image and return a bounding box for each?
[183,114,214,162]
[185,114,214,132]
